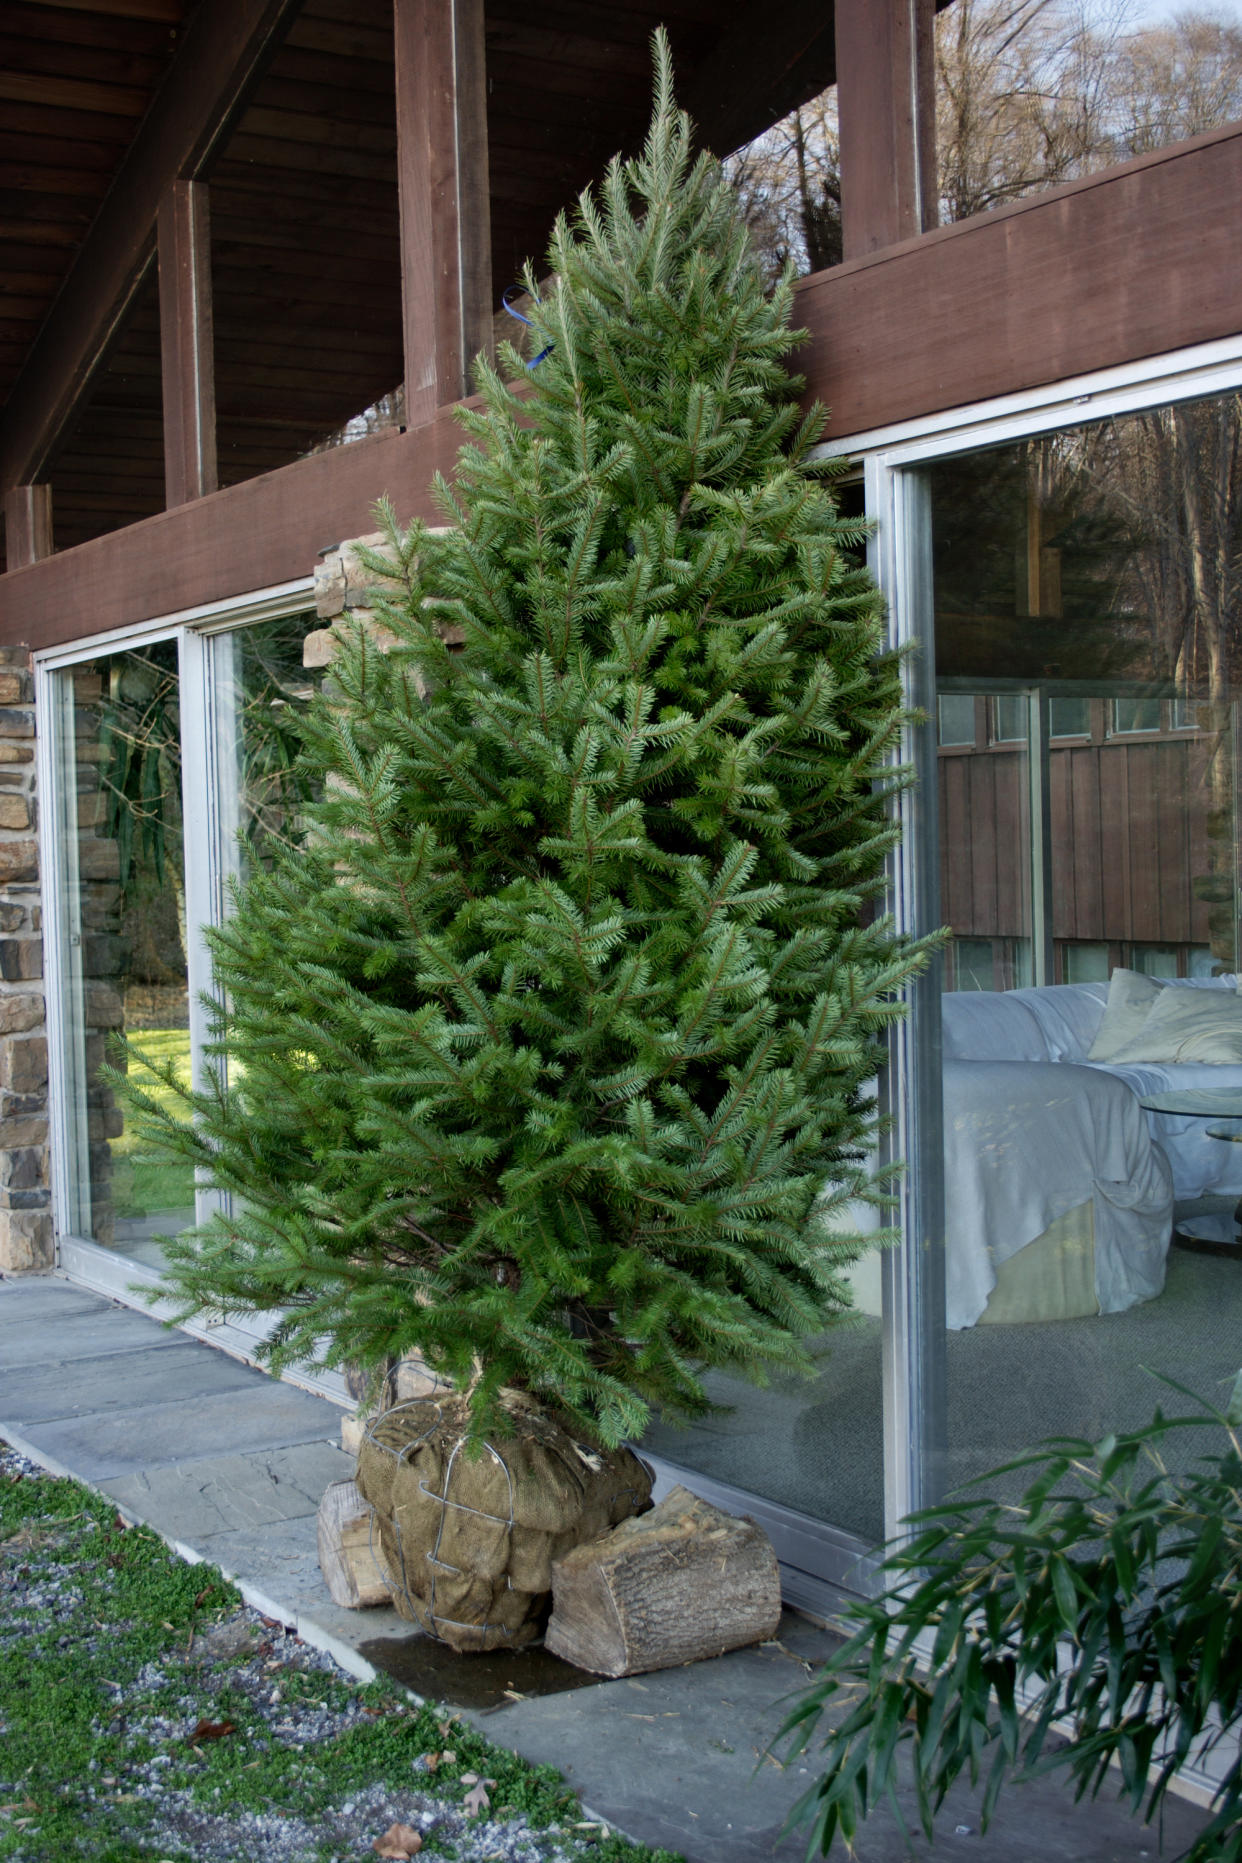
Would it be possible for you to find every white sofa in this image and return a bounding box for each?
[941,977,1242,1328]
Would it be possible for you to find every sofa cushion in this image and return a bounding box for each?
[1107,983,1242,1063]
[1087,968,1163,1061]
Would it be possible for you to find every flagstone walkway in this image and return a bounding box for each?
[0,1272,1213,1863]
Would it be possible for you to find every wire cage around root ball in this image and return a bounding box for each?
[355,1390,654,1652]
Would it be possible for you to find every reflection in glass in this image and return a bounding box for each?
[928,387,1242,1507]
[54,642,193,1264]
[212,611,324,885]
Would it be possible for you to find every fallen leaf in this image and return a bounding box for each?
[188,1718,236,1744]
[463,1779,493,1818]
[373,1822,422,1858]
[193,1586,215,1607]
[111,1512,129,1532]
[501,1687,528,1702]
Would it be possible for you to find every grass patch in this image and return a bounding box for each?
[110,1028,196,1222]
[0,1452,681,1863]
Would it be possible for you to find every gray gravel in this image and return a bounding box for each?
[0,1444,628,1863]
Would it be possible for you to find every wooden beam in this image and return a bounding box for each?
[158,180,218,507]
[5,127,1242,650]
[796,124,1242,438]
[836,0,937,260]
[0,0,301,499]
[0,404,466,651]
[396,0,493,427]
[3,486,53,570]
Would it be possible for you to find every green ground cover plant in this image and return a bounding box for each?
[778,1378,1242,1863]
[0,1448,680,1863]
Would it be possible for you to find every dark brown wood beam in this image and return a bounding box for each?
[396,0,493,427]
[158,179,217,508]
[5,126,1242,649]
[797,123,1242,436]
[3,485,53,570]
[0,0,302,499]
[0,407,465,651]
[836,0,937,259]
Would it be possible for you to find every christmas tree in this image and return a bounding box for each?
[133,35,927,1449]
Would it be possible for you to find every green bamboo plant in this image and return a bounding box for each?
[779,1375,1242,1863]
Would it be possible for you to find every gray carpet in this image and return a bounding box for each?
[643,1248,1242,1549]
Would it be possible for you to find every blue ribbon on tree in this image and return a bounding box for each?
[502,287,554,368]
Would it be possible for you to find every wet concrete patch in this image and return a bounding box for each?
[358,1631,600,1711]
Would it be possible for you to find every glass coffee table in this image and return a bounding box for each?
[1137,1088,1242,1254]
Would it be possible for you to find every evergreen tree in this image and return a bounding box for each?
[132,35,928,1449]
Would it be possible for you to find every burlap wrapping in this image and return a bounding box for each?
[356,1391,653,1652]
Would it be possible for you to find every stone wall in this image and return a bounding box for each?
[0,648,49,1272]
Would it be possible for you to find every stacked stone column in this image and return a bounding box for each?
[0,648,49,1272]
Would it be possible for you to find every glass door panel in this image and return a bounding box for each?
[924,390,1242,1510]
[209,610,325,888]
[51,641,193,1267]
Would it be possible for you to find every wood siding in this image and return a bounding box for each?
[940,737,1215,948]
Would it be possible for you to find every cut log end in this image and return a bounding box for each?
[317,1478,393,1609]
[545,1484,781,1676]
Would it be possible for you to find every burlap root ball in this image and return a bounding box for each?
[355,1390,653,1652]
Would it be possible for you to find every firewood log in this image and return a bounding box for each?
[316,1478,393,1608]
[545,1484,781,1676]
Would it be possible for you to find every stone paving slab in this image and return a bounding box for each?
[0,1302,175,1368]
[102,1438,355,1539]
[192,1513,331,1604]
[15,1378,343,1479]
[484,1620,1211,1863]
[0,1277,120,1324]
[0,1339,257,1423]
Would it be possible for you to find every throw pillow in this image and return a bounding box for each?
[1105,983,1242,1064]
[1086,968,1163,1062]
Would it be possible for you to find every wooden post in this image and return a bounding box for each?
[159,179,218,509]
[836,0,937,260]
[3,487,53,569]
[395,0,493,429]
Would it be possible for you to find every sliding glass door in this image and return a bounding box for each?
[884,377,1242,1518]
[40,598,326,1330]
